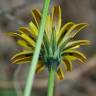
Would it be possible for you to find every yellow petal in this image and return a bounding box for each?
[64,40,90,50]
[28,22,38,36]
[56,67,64,80]
[62,50,87,63]
[32,9,41,28]
[11,50,33,60]
[71,23,88,37]
[11,50,33,64]
[63,59,72,71]
[63,56,76,61]
[65,23,88,38]
[19,27,36,40]
[68,45,80,49]
[52,6,61,33]
[17,40,32,49]
[15,30,35,48]
[36,60,45,73]
[58,23,88,49]
[10,32,35,48]
[45,16,52,40]
[43,32,50,53]
[57,22,74,44]
[12,56,32,64]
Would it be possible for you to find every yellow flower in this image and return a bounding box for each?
[9,6,90,80]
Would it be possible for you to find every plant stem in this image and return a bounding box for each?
[24,0,51,96]
[47,67,55,96]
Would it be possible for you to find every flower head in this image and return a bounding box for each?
[10,6,90,80]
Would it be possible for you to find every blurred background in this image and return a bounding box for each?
[0,0,96,96]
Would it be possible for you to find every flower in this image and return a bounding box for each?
[9,6,90,80]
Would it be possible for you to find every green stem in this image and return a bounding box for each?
[24,0,51,96]
[47,67,55,96]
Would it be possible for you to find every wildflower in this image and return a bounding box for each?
[9,6,90,80]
